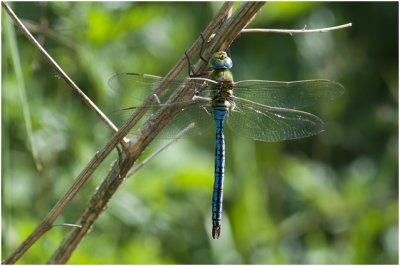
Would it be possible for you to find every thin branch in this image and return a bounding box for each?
[1,1,126,144]
[126,122,196,178]
[242,22,352,34]
[48,2,265,264]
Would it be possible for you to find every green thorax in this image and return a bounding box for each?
[209,68,234,83]
[208,51,235,109]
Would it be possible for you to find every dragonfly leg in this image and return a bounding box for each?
[199,33,208,64]
[184,33,210,77]
[184,51,197,77]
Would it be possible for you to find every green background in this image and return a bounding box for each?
[2,2,398,264]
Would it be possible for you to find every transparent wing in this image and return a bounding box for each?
[114,101,214,139]
[108,72,216,138]
[108,72,216,105]
[226,97,325,142]
[233,79,344,109]
[157,103,214,138]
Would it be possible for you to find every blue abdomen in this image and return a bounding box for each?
[211,108,227,239]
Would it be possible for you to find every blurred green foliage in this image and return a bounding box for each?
[2,2,398,264]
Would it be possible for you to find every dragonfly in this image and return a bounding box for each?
[109,51,344,239]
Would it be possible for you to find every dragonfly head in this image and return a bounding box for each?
[209,51,233,70]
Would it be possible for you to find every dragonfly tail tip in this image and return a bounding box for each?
[212,225,221,239]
